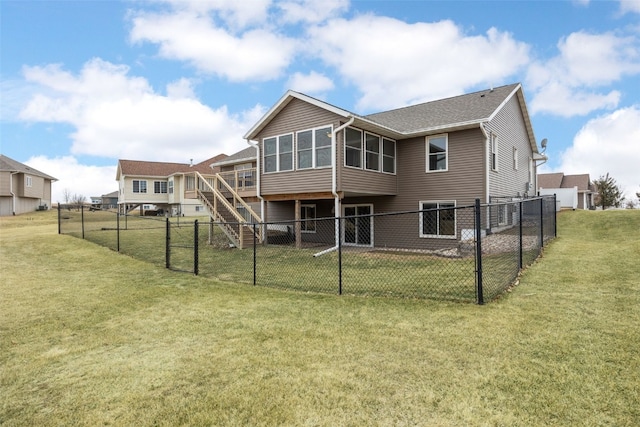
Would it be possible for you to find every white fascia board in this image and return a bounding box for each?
[487,84,539,154]
[243,90,352,140]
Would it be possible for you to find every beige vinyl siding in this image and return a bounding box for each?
[340,167,397,196]
[485,95,534,198]
[258,99,344,196]
[18,174,45,199]
[0,196,11,216]
[121,176,171,204]
[372,128,485,213]
[339,128,485,250]
[0,171,10,196]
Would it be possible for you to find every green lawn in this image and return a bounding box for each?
[1,209,639,426]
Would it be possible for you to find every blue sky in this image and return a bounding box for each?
[1,0,639,203]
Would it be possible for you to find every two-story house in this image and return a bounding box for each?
[0,154,57,216]
[234,83,544,250]
[116,155,227,216]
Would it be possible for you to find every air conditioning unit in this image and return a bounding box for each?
[525,182,532,192]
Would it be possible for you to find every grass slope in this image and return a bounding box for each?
[1,209,639,426]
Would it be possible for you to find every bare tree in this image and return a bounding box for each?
[71,193,86,211]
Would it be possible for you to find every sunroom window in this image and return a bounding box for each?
[345,127,362,168]
[264,134,293,173]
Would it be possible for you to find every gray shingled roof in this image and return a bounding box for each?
[0,154,57,181]
[211,146,256,166]
[537,173,564,189]
[364,83,520,133]
[538,173,593,192]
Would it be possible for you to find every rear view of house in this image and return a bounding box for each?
[238,83,546,250]
[0,154,57,216]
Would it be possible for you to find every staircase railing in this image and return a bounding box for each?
[193,171,262,248]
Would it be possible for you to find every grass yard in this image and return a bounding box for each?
[1,209,639,426]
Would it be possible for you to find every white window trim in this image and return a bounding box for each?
[381,137,396,175]
[301,204,317,233]
[344,127,396,174]
[342,203,374,247]
[490,133,498,172]
[296,125,333,170]
[364,132,381,172]
[426,134,448,173]
[263,133,294,173]
[26,175,33,187]
[133,179,147,194]
[344,127,363,170]
[154,180,168,194]
[497,204,508,226]
[419,200,457,239]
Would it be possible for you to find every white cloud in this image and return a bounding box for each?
[25,155,117,203]
[18,58,253,162]
[619,0,640,14]
[529,82,621,117]
[278,0,349,24]
[558,106,640,198]
[129,9,298,81]
[166,78,196,99]
[286,71,334,96]
[307,15,530,111]
[527,31,640,116]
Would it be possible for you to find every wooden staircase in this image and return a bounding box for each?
[194,172,262,249]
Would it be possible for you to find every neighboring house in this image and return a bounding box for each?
[0,154,57,216]
[538,172,595,210]
[115,155,227,216]
[229,82,546,250]
[90,191,119,210]
[101,191,119,209]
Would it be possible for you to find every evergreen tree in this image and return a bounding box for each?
[593,173,624,210]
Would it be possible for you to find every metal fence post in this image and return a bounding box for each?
[57,204,61,234]
[519,200,523,270]
[81,204,85,239]
[475,199,484,305]
[539,197,544,249]
[253,222,257,286]
[116,211,120,252]
[165,217,170,269]
[338,216,343,295]
[194,219,199,275]
[553,194,558,237]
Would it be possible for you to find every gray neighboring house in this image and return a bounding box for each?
[0,154,57,216]
[90,191,119,210]
[238,82,546,249]
[538,172,595,210]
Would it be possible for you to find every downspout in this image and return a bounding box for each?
[314,115,355,257]
[480,123,491,233]
[10,172,18,215]
[480,123,490,204]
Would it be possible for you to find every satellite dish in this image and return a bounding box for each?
[541,138,548,149]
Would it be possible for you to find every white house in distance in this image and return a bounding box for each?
[0,154,57,216]
[538,172,595,210]
[115,155,227,216]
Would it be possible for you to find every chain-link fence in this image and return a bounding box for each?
[59,196,556,303]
